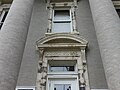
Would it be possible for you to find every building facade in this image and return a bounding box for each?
[0,0,120,90]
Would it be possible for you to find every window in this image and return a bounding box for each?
[0,10,8,29]
[47,60,79,90]
[52,9,72,33]
[48,60,77,73]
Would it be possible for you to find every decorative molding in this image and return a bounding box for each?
[36,34,88,90]
[36,33,88,45]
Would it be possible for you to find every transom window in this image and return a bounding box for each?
[48,60,77,73]
[52,9,72,33]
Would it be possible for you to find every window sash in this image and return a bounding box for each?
[54,10,70,21]
[52,9,72,33]
[48,60,77,73]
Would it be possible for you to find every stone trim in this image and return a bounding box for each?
[46,0,78,34]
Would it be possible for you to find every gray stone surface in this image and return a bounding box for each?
[0,0,34,90]
[17,0,108,89]
[16,0,48,86]
[89,0,120,90]
[76,0,108,89]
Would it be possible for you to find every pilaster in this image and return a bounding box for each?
[0,0,34,90]
[89,0,120,90]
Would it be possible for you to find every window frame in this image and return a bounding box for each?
[52,8,73,33]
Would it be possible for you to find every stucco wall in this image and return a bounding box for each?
[17,0,108,89]
[76,0,108,89]
[16,0,47,86]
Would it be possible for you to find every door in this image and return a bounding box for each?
[49,79,77,90]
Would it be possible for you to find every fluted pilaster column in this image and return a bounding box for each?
[0,0,34,90]
[89,0,120,90]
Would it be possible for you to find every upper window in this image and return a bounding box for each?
[52,9,72,33]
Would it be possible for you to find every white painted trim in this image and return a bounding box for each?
[91,89,109,90]
[16,86,36,90]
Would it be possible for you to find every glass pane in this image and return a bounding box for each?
[54,10,70,20]
[50,66,74,72]
[54,84,71,90]
[52,22,71,32]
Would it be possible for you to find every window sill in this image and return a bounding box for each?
[45,31,79,36]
